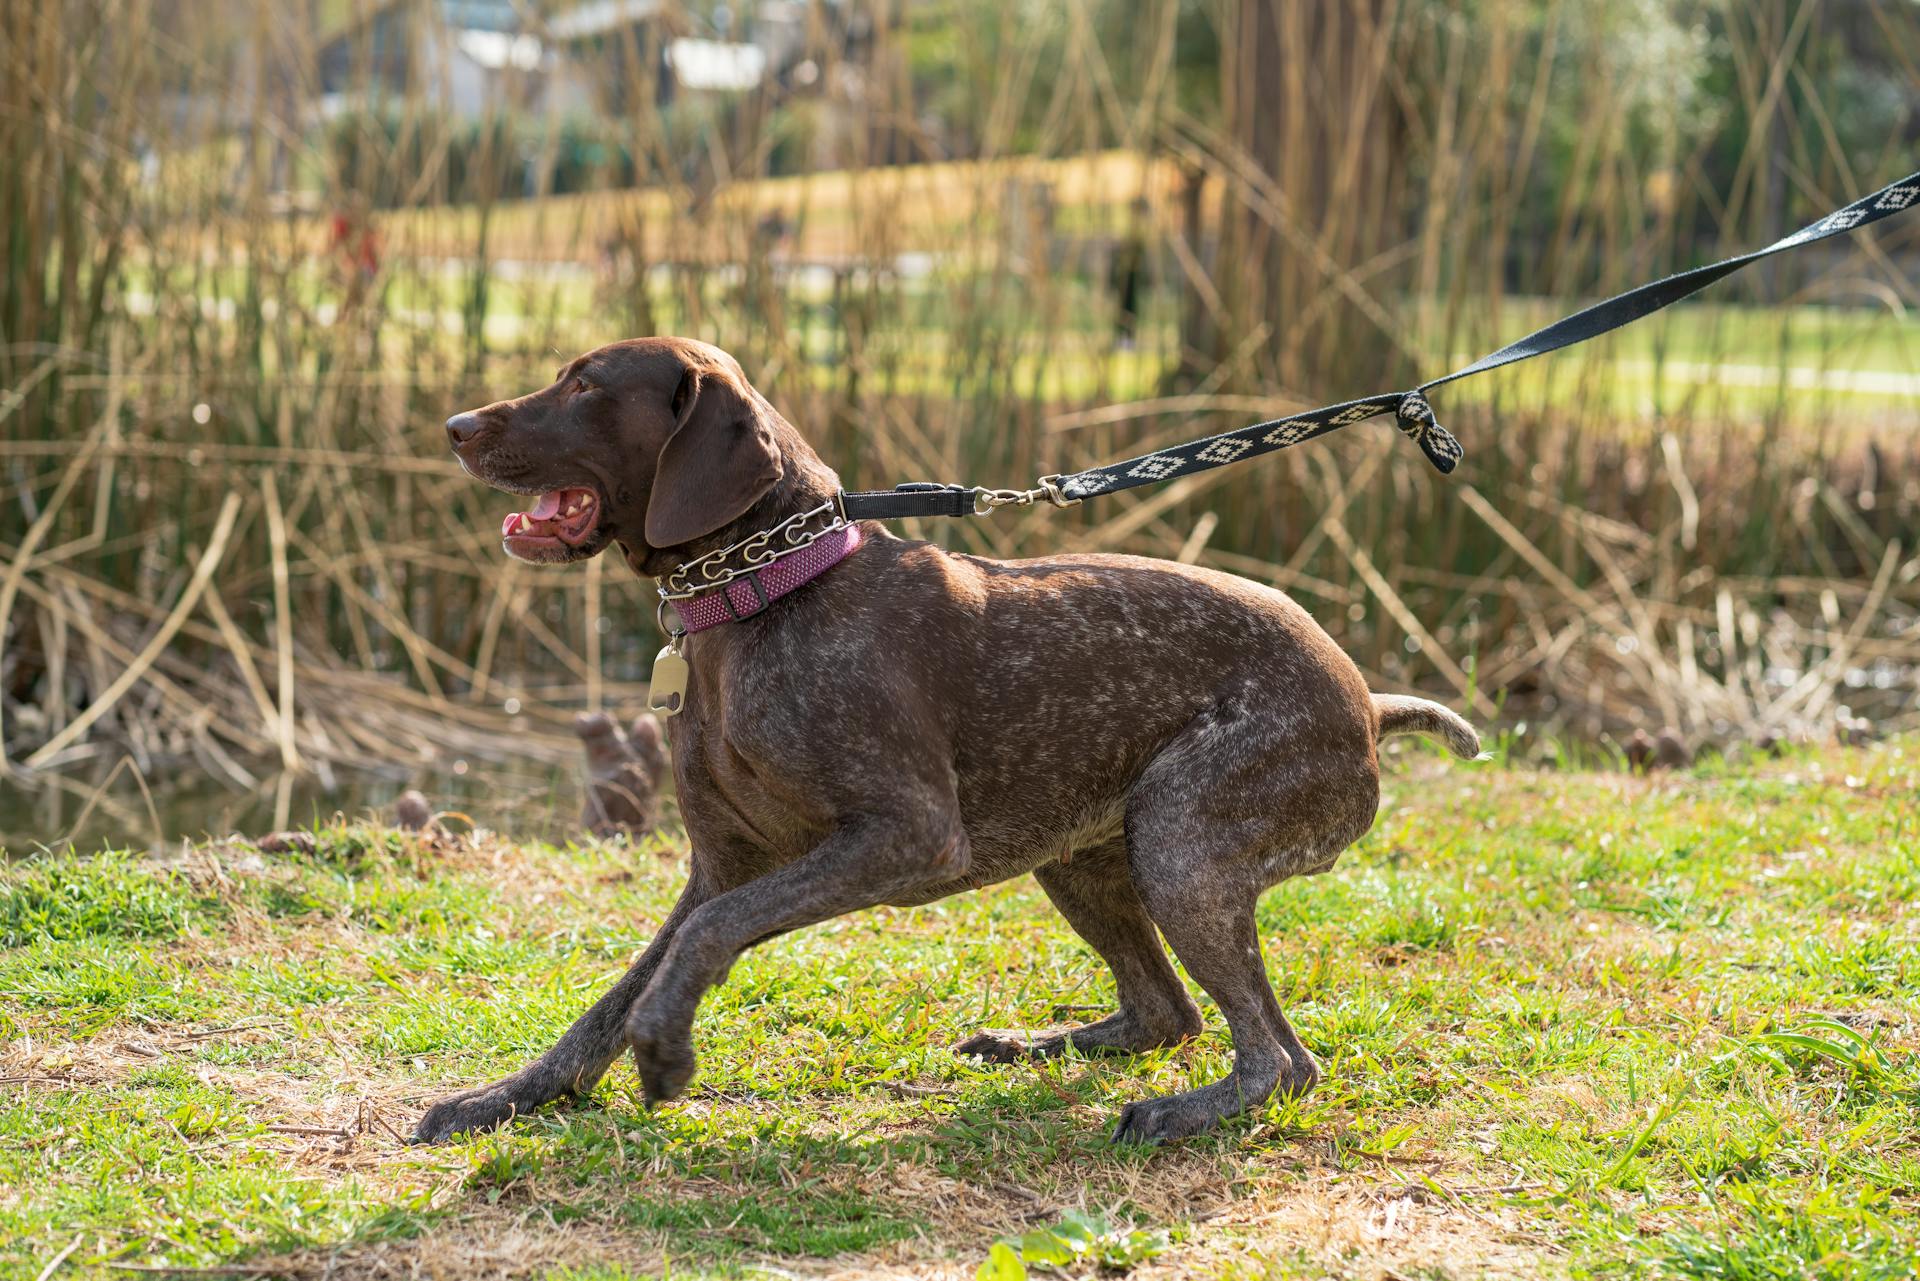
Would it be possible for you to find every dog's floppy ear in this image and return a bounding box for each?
[644,366,783,548]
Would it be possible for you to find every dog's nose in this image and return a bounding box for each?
[445,412,483,447]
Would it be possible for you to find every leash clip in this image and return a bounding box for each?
[973,474,1082,515]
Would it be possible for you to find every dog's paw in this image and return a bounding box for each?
[1109,1093,1222,1146]
[626,1016,697,1104]
[411,1083,530,1144]
[1277,1046,1322,1098]
[955,1029,1050,1064]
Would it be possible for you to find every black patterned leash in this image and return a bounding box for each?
[839,168,1920,521]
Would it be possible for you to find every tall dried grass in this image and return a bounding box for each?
[3,0,1918,828]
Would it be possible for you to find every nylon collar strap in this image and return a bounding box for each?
[838,168,1920,522]
[667,522,864,634]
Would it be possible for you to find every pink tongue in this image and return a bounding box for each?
[529,491,564,520]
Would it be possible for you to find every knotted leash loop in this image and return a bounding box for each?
[1394,391,1462,475]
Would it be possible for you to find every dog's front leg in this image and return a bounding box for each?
[624,808,967,1105]
[410,869,717,1143]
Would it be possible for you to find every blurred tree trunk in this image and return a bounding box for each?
[1184,0,1410,395]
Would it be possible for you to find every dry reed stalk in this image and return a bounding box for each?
[468,561,522,705]
[1173,547,1350,604]
[1280,449,1391,582]
[0,415,113,773]
[1045,393,1307,432]
[282,524,503,706]
[8,575,271,759]
[25,556,578,744]
[1322,515,1490,717]
[1176,511,1219,564]
[585,553,604,714]
[23,492,244,769]
[1068,470,1231,554]
[260,472,300,771]
[1761,539,1902,731]
[199,584,282,736]
[0,439,466,476]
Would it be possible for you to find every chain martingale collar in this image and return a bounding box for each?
[658,502,848,603]
[647,502,862,716]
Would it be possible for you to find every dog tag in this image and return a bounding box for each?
[647,642,690,717]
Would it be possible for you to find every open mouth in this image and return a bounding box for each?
[500,487,602,560]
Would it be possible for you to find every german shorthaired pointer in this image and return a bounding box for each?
[422,337,1478,1145]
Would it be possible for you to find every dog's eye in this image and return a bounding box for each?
[573,375,594,396]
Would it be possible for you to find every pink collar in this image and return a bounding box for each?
[670,522,864,634]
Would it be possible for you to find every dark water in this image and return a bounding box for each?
[0,758,584,856]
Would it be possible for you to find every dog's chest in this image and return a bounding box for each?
[666,708,832,863]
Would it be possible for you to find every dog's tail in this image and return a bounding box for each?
[1372,694,1482,759]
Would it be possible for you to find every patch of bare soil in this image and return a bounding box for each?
[237,1161,1563,1281]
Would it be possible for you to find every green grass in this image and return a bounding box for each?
[2,741,1917,1279]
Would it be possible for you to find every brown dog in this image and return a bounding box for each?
[419,337,1478,1145]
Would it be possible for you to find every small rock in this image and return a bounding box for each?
[1627,727,1691,771]
[1835,711,1877,747]
[393,789,433,831]
[1653,728,1691,770]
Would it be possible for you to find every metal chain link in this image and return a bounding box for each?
[657,501,846,602]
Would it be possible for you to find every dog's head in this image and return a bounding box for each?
[445,337,798,569]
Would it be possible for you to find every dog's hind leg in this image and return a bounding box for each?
[1108,686,1377,1143]
[956,840,1201,1063]
[1109,892,1314,1144]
